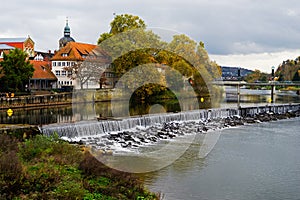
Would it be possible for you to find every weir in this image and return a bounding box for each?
[41,104,300,138]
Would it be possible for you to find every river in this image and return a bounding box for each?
[1,88,299,125]
[2,88,299,199]
[142,117,300,200]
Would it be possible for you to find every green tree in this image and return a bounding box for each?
[98,14,146,44]
[109,14,146,35]
[97,14,165,99]
[0,48,34,92]
[244,69,268,83]
[292,69,300,81]
[97,32,113,44]
[276,58,300,81]
[165,67,184,91]
[97,14,221,101]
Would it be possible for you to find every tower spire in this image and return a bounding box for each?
[59,17,75,49]
[66,16,69,26]
[64,17,71,37]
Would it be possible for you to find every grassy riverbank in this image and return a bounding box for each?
[0,133,159,200]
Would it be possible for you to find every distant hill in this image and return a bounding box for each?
[221,66,253,80]
[275,57,300,81]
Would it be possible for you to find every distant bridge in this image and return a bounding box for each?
[211,80,300,107]
[212,81,300,87]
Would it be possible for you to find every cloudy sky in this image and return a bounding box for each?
[1,0,299,72]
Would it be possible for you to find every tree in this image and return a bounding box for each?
[109,14,146,35]
[97,15,166,98]
[244,69,268,83]
[165,67,184,91]
[292,70,300,81]
[98,14,146,45]
[97,13,221,101]
[275,58,300,81]
[0,48,34,92]
[97,33,113,45]
[64,57,110,89]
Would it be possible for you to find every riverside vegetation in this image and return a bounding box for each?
[0,133,159,200]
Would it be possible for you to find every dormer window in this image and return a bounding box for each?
[62,53,68,57]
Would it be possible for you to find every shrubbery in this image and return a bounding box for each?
[0,133,159,199]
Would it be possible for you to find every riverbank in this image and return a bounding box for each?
[0,132,160,199]
[0,92,72,110]
[0,89,115,110]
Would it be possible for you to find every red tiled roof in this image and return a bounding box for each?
[30,60,57,80]
[51,42,97,61]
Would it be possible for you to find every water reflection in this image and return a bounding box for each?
[0,106,74,125]
[1,88,299,125]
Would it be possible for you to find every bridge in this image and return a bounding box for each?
[212,81,300,87]
[212,80,300,107]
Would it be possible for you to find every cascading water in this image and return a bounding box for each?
[42,104,300,138]
[42,108,234,138]
[41,104,300,153]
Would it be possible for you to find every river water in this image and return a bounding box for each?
[2,88,299,199]
[142,117,300,200]
[1,88,299,125]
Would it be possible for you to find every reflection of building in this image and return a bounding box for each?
[0,36,35,58]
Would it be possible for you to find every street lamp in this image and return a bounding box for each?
[271,66,275,80]
[237,67,241,109]
[270,66,275,104]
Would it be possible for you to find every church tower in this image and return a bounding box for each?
[59,18,75,49]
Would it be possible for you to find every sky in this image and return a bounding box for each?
[1,0,300,73]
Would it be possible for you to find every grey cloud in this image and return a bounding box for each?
[1,0,300,55]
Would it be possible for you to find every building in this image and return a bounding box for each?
[29,60,57,93]
[51,20,119,90]
[51,41,100,89]
[59,19,75,50]
[0,36,35,58]
[0,44,15,58]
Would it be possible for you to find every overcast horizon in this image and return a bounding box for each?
[1,0,299,73]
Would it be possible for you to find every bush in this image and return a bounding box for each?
[0,133,158,199]
[0,150,23,198]
[0,133,19,152]
[18,134,53,162]
[22,163,61,194]
[79,152,157,200]
[53,180,87,199]
[18,133,83,165]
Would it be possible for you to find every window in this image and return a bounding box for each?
[55,71,60,76]
[58,62,61,66]
[62,53,68,57]
[68,71,72,76]
[105,72,115,78]
[53,62,56,67]
[67,62,70,66]
[62,71,66,76]
[62,62,65,66]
